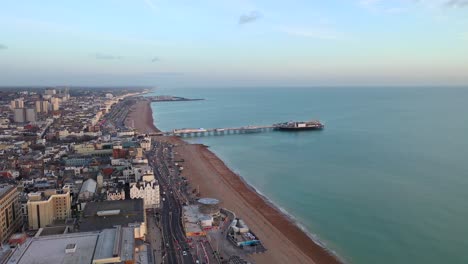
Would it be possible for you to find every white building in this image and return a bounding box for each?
[130,181,160,209]
[117,130,135,137]
[140,137,151,151]
[97,173,103,188]
[107,189,125,201]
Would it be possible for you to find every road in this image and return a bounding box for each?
[147,209,163,264]
[148,140,194,264]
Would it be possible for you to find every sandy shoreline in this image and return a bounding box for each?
[125,98,160,133]
[128,99,343,264]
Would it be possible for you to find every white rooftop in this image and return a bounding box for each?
[8,232,99,264]
[80,178,97,194]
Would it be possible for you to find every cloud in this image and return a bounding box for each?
[94,53,122,60]
[279,26,342,40]
[0,44,7,50]
[239,11,262,25]
[424,0,468,9]
[151,57,160,62]
[444,0,468,7]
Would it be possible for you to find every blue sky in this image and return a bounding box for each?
[0,0,467,87]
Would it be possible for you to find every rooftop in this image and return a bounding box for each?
[79,199,144,232]
[79,178,97,194]
[8,232,99,264]
[6,227,135,264]
[0,184,14,200]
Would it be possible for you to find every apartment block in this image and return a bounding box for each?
[26,190,71,230]
[0,185,22,243]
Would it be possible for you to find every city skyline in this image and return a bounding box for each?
[1,0,468,87]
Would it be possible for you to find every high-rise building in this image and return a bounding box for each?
[35,100,49,113]
[13,108,36,123]
[13,108,26,123]
[10,99,24,109]
[27,190,71,230]
[0,185,22,243]
[51,97,60,111]
[25,108,36,122]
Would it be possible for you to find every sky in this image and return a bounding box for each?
[0,0,467,87]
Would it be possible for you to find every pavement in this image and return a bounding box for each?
[147,209,163,264]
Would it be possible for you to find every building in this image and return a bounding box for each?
[44,88,56,95]
[13,108,26,123]
[10,99,24,109]
[4,226,137,264]
[50,97,60,111]
[26,190,72,230]
[140,137,151,151]
[79,199,147,239]
[78,178,97,201]
[0,185,22,243]
[25,108,36,122]
[35,100,49,113]
[129,181,160,209]
[106,188,125,201]
[12,108,35,123]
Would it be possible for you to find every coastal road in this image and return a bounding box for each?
[149,141,194,264]
[147,210,163,264]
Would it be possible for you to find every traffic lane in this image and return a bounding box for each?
[150,144,192,263]
[161,199,177,264]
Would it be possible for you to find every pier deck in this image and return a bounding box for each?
[149,125,275,137]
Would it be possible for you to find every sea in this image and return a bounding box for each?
[148,87,468,264]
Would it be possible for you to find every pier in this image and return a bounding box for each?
[148,125,276,138]
[145,120,324,138]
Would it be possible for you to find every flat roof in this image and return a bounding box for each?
[80,199,144,232]
[93,229,116,260]
[0,185,14,200]
[121,227,135,261]
[12,232,99,264]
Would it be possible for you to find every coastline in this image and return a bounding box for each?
[124,98,160,134]
[129,99,343,264]
[200,146,342,259]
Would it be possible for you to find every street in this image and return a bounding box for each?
[148,140,195,264]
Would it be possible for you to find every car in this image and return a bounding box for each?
[182,251,187,256]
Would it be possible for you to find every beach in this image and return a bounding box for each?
[125,98,160,134]
[128,99,342,264]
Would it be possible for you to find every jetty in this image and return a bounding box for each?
[146,120,323,138]
[147,95,204,102]
[148,125,274,137]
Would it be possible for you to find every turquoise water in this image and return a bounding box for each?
[149,87,468,264]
